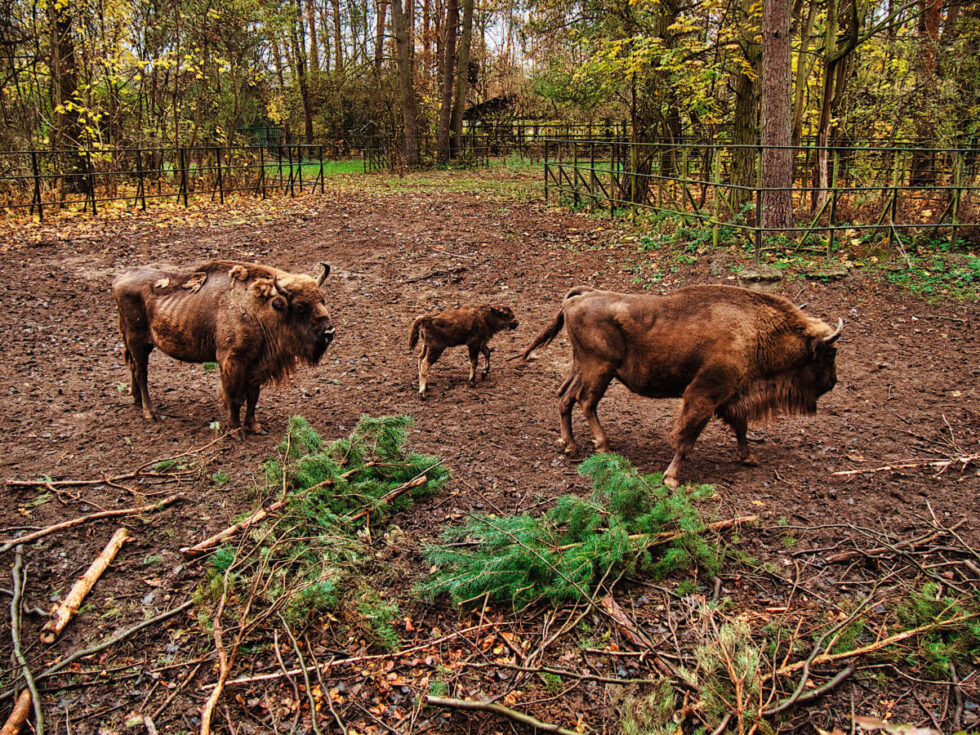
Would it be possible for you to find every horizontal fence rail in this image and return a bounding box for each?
[543,138,980,256]
[0,144,348,220]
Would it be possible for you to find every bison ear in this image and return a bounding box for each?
[250,278,275,300]
[271,295,288,312]
[229,265,249,282]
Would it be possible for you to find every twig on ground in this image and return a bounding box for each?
[0,600,195,704]
[764,665,855,715]
[4,546,43,735]
[832,454,978,476]
[424,695,581,735]
[180,498,288,556]
[0,496,179,554]
[823,521,963,563]
[150,661,204,722]
[0,690,33,735]
[208,623,495,689]
[41,528,131,643]
[278,613,322,735]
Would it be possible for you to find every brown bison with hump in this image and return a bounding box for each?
[521,285,843,488]
[112,261,334,434]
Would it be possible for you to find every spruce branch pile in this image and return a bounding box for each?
[417,454,721,607]
[196,414,450,631]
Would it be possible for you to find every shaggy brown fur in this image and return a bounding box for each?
[112,260,334,434]
[409,304,519,397]
[521,285,842,487]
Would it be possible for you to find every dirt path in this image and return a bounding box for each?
[1,185,977,732]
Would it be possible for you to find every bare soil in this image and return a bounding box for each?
[1,177,978,734]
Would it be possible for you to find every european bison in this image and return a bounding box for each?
[521,285,842,487]
[409,305,519,397]
[112,260,334,434]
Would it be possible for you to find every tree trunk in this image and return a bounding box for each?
[449,0,474,157]
[332,0,344,70]
[307,0,320,74]
[49,0,89,194]
[910,0,941,184]
[390,0,419,165]
[375,0,388,75]
[290,6,315,144]
[437,0,458,162]
[760,0,793,231]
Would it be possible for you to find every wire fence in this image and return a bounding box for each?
[543,137,980,257]
[0,144,349,220]
[363,133,492,171]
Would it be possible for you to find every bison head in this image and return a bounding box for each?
[488,305,519,332]
[254,264,335,365]
[802,318,842,396]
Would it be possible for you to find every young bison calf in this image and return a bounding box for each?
[409,305,519,397]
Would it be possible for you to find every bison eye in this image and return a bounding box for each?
[293,303,310,316]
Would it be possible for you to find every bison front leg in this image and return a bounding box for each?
[127,343,157,421]
[665,377,731,488]
[243,383,266,435]
[218,359,248,435]
[418,345,442,399]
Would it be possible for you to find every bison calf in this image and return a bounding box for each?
[522,285,842,488]
[409,305,519,397]
[112,260,334,434]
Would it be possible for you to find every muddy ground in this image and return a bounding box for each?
[1,173,978,734]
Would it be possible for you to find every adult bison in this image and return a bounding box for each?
[521,285,842,487]
[112,260,334,434]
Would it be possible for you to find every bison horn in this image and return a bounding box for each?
[822,318,843,344]
[316,262,330,287]
[272,276,291,300]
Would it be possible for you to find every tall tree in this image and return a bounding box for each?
[449,0,474,156]
[390,0,419,164]
[437,0,458,161]
[760,0,793,230]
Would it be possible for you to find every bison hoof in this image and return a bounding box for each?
[245,422,267,436]
[418,391,427,401]
[739,454,759,467]
[142,409,159,422]
[663,475,680,489]
[592,440,611,454]
[562,442,579,457]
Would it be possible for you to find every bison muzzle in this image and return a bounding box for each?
[112,260,334,434]
[521,285,842,488]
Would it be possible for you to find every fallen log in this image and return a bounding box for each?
[41,528,131,644]
[0,690,32,735]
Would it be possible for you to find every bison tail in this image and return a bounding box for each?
[521,307,565,360]
[409,316,427,350]
[521,287,591,360]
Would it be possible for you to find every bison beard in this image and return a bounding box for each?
[112,261,334,434]
[521,285,842,488]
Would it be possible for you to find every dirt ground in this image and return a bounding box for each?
[1,174,978,734]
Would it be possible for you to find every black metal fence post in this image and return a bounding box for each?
[86,151,97,215]
[319,144,325,193]
[216,147,224,204]
[179,148,189,207]
[828,151,840,256]
[30,150,43,221]
[259,146,267,198]
[136,149,146,210]
[543,139,549,202]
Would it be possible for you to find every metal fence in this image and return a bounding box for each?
[363,133,492,172]
[0,144,345,220]
[543,138,980,256]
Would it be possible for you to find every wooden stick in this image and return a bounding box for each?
[207,623,495,689]
[832,454,977,476]
[424,695,581,735]
[776,612,979,676]
[180,498,287,557]
[0,496,179,554]
[342,475,429,524]
[0,690,32,735]
[6,545,42,735]
[557,515,759,552]
[41,528,131,644]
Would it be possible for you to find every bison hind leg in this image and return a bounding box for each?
[719,407,759,466]
[557,373,580,454]
[127,341,157,421]
[480,344,491,377]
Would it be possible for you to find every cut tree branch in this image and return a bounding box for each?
[425,695,580,735]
